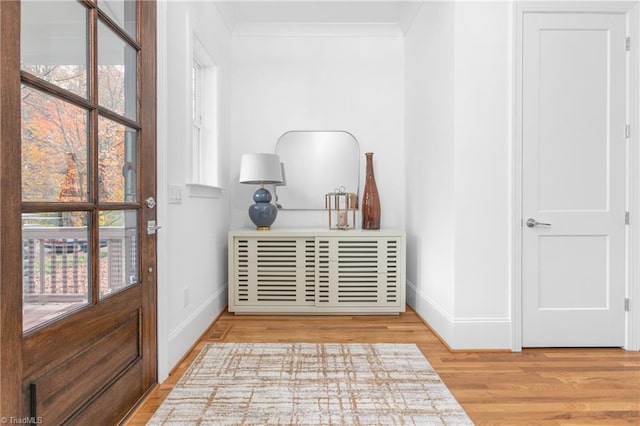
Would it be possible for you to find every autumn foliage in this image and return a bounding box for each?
[21,65,134,206]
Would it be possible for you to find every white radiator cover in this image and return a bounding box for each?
[228,229,406,314]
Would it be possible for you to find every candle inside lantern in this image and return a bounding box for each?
[338,211,348,227]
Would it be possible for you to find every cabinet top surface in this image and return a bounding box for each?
[229,228,405,237]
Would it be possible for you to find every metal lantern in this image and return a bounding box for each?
[325,187,357,230]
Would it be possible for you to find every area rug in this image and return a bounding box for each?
[148,343,473,425]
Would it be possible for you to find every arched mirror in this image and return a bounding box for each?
[275,131,360,210]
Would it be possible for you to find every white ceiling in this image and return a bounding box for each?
[214,1,424,34]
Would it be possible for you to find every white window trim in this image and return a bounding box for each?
[186,182,224,198]
[187,26,222,198]
[192,57,204,182]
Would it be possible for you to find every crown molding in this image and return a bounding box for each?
[231,22,405,37]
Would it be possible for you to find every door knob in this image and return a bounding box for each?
[526,218,551,228]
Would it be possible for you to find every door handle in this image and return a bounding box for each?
[526,218,551,228]
[146,220,162,235]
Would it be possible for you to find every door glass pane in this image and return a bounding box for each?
[22,86,89,202]
[98,116,137,203]
[22,212,90,332]
[99,210,138,299]
[98,20,137,120]
[99,0,137,40]
[21,0,88,98]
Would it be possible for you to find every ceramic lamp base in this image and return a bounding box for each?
[248,187,278,230]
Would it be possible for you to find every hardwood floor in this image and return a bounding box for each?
[125,308,640,425]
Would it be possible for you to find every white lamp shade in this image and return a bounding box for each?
[239,153,283,184]
[275,162,287,186]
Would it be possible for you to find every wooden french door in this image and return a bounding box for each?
[1,0,157,423]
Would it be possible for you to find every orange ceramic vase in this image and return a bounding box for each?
[361,152,381,229]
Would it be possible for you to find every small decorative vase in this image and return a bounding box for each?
[361,152,380,230]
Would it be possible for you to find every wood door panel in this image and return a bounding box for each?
[30,310,140,424]
[22,286,142,380]
[65,360,143,426]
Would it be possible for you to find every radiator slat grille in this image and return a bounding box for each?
[232,235,402,310]
[234,238,317,305]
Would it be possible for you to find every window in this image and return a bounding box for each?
[191,57,204,182]
[20,0,142,331]
[189,33,220,194]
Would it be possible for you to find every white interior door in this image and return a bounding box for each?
[522,12,627,347]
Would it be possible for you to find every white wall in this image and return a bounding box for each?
[405,1,456,322]
[157,1,231,380]
[405,1,512,349]
[229,33,405,230]
[452,1,511,332]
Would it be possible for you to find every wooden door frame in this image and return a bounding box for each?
[512,1,640,351]
[139,0,159,397]
[0,0,25,417]
[0,0,157,418]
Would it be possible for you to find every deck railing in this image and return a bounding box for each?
[22,227,137,303]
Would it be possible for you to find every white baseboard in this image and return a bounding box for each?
[407,280,512,350]
[163,284,228,380]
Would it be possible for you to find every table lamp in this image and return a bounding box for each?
[239,153,283,230]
